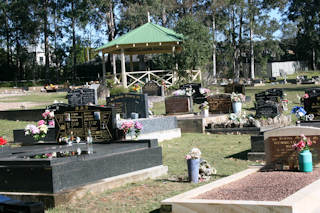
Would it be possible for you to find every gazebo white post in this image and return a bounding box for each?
[121,48,127,87]
[101,52,106,84]
[172,46,178,84]
[112,54,117,82]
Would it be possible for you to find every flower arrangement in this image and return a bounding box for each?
[25,123,48,141]
[199,88,210,96]
[129,84,142,93]
[42,109,55,127]
[199,101,209,110]
[0,137,7,147]
[292,134,313,152]
[185,148,201,160]
[231,92,245,103]
[291,106,307,120]
[119,121,143,139]
[172,89,186,96]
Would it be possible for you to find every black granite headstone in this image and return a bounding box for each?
[67,88,97,106]
[143,81,162,96]
[106,93,149,118]
[256,102,282,118]
[54,104,116,142]
[180,83,206,104]
[304,88,320,118]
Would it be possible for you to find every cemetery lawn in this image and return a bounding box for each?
[46,133,253,213]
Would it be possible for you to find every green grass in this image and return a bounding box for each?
[0,119,34,142]
[0,92,67,103]
[46,133,253,213]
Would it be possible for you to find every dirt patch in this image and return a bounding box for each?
[196,168,320,201]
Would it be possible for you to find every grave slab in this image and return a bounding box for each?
[161,167,320,213]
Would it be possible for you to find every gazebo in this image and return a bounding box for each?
[96,22,184,88]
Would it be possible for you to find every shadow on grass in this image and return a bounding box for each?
[150,209,161,213]
[225,149,250,160]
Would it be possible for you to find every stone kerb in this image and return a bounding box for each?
[264,126,320,140]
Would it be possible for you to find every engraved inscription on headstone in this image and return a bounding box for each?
[165,96,192,114]
[67,88,97,106]
[266,136,320,170]
[264,127,320,170]
[207,95,232,114]
[106,93,149,118]
[54,105,115,142]
[142,81,163,96]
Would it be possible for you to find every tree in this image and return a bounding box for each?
[174,16,211,81]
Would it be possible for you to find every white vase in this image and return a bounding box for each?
[232,102,242,114]
[201,109,209,117]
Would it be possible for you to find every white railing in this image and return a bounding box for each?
[114,69,201,87]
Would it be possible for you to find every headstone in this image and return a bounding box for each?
[207,94,232,114]
[67,88,97,105]
[180,83,206,104]
[264,126,320,170]
[142,81,163,96]
[165,96,193,114]
[255,88,284,118]
[269,77,276,82]
[106,93,149,118]
[224,83,245,95]
[54,104,116,142]
[304,88,320,119]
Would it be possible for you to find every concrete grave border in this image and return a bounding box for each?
[161,167,320,213]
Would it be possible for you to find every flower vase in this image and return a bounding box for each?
[299,150,313,172]
[201,109,209,117]
[187,159,200,183]
[232,102,242,114]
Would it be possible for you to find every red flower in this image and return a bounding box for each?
[0,137,7,146]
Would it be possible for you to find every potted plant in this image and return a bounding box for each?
[231,92,245,114]
[199,101,209,117]
[293,134,313,172]
[185,148,201,183]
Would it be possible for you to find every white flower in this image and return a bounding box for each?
[229,113,237,121]
[189,148,201,159]
[39,124,48,134]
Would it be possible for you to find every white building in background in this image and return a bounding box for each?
[28,44,50,65]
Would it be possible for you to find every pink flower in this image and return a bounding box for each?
[307,139,312,146]
[38,120,46,126]
[134,121,143,130]
[48,120,55,127]
[185,155,191,160]
[303,93,309,99]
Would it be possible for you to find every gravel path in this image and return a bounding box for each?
[196,168,320,201]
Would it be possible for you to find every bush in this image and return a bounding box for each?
[110,86,128,95]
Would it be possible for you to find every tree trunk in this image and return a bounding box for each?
[231,7,239,79]
[5,0,10,65]
[44,0,50,82]
[312,48,316,70]
[239,7,243,77]
[212,9,216,79]
[249,0,255,79]
[72,1,76,82]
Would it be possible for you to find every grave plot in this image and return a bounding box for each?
[163,126,320,213]
[180,83,206,104]
[224,83,245,94]
[207,94,232,114]
[106,93,149,118]
[4,103,166,208]
[162,167,320,213]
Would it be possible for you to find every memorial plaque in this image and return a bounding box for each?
[67,88,97,105]
[106,93,149,118]
[224,83,245,95]
[180,83,206,104]
[266,135,320,170]
[143,81,163,96]
[165,96,193,114]
[54,105,116,142]
[207,95,232,114]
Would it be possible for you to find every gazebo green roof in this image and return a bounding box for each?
[96,22,183,55]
